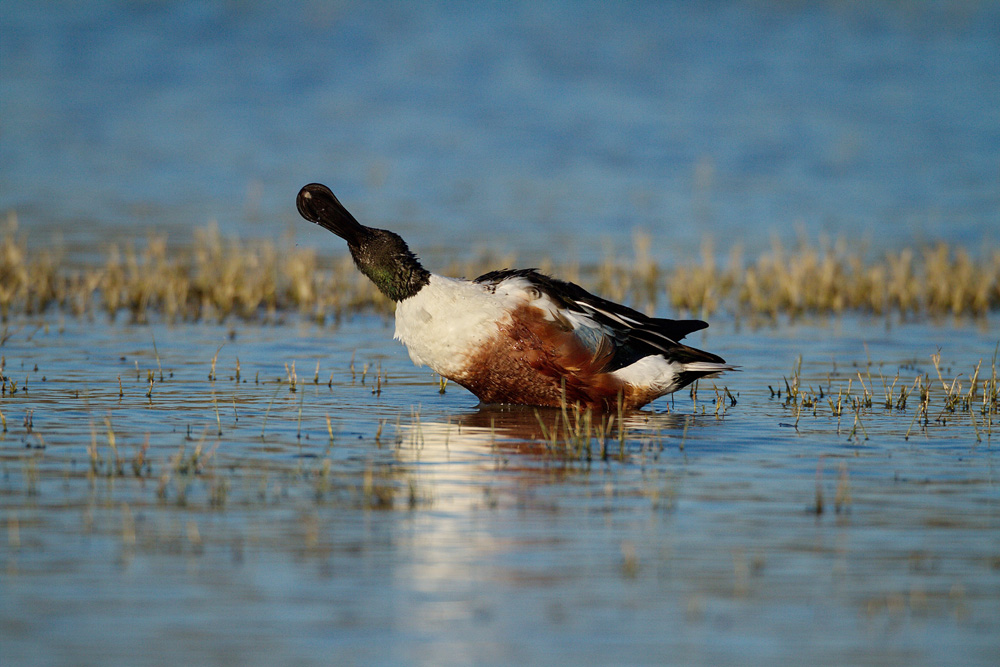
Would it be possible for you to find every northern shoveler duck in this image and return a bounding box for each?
[296,183,733,410]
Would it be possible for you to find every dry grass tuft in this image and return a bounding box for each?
[668,238,1000,320]
[2,215,997,322]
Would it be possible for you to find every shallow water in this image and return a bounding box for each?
[1,314,998,665]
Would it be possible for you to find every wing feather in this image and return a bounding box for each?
[475,268,710,362]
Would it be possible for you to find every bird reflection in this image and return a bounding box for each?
[398,403,696,460]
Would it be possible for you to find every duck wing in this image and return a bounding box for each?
[474,268,718,371]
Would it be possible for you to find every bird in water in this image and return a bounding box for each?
[296,183,733,411]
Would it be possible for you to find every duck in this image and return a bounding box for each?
[296,183,733,410]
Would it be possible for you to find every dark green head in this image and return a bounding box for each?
[297,183,430,302]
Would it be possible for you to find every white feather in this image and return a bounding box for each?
[394,273,616,380]
[612,357,683,393]
[493,277,608,334]
[394,275,508,378]
[576,301,641,326]
[612,357,733,394]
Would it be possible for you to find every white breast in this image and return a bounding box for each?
[393,275,510,379]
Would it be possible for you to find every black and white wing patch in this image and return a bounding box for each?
[473,268,715,363]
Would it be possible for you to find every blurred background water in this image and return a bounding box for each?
[2,0,998,264]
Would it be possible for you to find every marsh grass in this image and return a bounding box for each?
[773,347,1000,443]
[2,216,997,322]
[670,239,1000,321]
[526,382,738,461]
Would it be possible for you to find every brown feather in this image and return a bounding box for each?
[453,304,631,409]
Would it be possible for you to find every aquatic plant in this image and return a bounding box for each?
[771,347,999,443]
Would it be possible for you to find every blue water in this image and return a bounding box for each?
[1,314,998,665]
[2,0,998,263]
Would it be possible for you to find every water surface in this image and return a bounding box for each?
[2,314,998,665]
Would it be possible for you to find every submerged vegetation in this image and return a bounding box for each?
[1,215,998,323]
